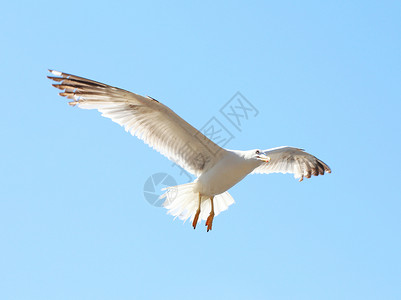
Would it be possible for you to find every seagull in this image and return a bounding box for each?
[48,70,331,231]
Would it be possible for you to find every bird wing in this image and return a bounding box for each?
[252,146,331,181]
[48,70,226,176]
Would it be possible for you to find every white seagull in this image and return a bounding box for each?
[48,70,331,231]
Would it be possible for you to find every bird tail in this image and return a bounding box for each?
[160,182,235,224]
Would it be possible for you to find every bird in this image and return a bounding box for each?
[48,70,331,232]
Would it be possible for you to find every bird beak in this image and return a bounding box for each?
[257,154,270,163]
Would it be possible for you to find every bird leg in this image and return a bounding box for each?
[205,196,215,232]
[192,193,202,229]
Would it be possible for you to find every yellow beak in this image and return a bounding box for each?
[258,154,270,163]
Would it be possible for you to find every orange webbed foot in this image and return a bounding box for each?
[192,209,200,229]
[205,212,215,232]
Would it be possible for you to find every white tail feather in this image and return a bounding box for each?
[160,183,235,224]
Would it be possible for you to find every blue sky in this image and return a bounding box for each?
[1,1,401,299]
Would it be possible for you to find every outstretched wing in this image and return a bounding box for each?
[48,70,225,176]
[252,146,331,181]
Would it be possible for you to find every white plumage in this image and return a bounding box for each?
[48,70,331,231]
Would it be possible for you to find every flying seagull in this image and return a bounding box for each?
[48,70,331,231]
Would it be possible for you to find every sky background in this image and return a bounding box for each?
[1,1,401,299]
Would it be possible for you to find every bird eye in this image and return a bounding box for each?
[255,150,260,154]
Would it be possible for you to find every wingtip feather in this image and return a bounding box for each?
[49,70,63,76]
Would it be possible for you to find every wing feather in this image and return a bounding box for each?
[48,70,225,175]
[252,146,331,181]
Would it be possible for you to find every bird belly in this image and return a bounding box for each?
[196,158,254,196]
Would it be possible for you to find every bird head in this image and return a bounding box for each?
[252,149,270,163]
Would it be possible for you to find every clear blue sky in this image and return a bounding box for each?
[1,1,400,299]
